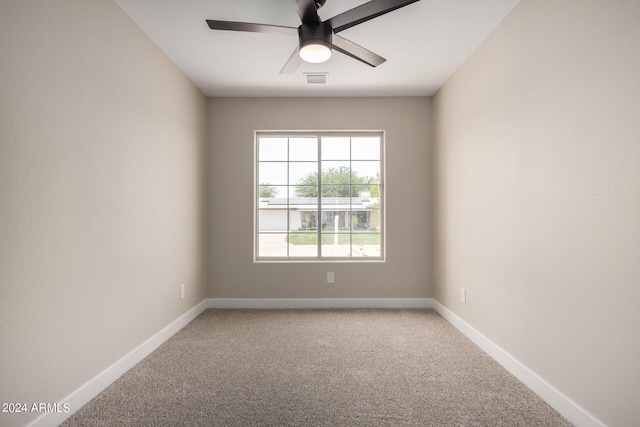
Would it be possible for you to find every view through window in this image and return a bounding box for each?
[256,132,384,260]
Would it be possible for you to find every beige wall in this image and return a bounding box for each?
[208,97,432,299]
[0,1,207,426]
[433,1,640,425]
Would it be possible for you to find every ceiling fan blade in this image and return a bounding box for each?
[293,0,320,24]
[206,20,298,36]
[280,46,304,74]
[326,0,420,33]
[331,34,386,67]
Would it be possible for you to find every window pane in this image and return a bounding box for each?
[351,161,379,182]
[289,137,317,161]
[259,162,288,185]
[258,209,287,232]
[258,233,287,257]
[291,210,318,230]
[320,210,338,231]
[321,234,351,257]
[289,208,318,231]
[351,137,380,160]
[259,137,288,161]
[349,209,372,231]
[321,161,350,185]
[289,232,318,257]
[351,233,381,257]
[320,210,350,232]
[321,137,350,160]
[289,162,317,185]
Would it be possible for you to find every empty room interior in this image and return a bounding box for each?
[1,0,638,426]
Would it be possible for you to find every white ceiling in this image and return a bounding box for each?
[115,0,520,97]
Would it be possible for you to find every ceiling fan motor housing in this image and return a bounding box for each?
[298,22,333,52]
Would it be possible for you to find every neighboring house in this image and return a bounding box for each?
[259,197,381,232]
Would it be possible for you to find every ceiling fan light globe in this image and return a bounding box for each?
[299,43,332,63]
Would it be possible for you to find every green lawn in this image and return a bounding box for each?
[287,233,380,245]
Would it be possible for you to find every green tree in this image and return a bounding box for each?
[294,166,374,197]
[258,183,278,198]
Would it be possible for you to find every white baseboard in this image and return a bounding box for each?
[431,300,605,427]
[28,300,208,427]
[206,297,434,309]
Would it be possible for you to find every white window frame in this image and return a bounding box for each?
[254,130,385,262]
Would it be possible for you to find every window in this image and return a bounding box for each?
[256,132,384,261]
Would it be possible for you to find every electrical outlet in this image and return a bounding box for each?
[327,272,335,284]
[180,284,185,299]
[460,288,466,304]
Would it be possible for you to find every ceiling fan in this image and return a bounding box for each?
[206,0,421,74]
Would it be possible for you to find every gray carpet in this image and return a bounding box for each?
[63,309,571,426]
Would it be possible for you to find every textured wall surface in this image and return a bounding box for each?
[433,1,640,425]
[0,1,208,426]
[208,97,432,299]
